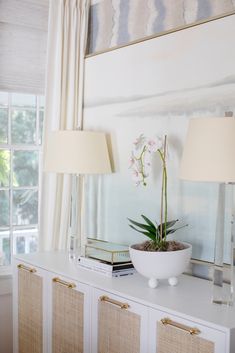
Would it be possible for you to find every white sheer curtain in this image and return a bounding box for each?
[40,0,90,251]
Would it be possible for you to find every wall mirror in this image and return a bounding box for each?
[83,13,235,264]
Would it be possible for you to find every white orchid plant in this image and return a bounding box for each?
[129,133,165,187]
[128,134,185,251]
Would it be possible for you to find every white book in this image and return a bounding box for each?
[77,262,136,277]
[112,270,136,278]
[77,256,133,273]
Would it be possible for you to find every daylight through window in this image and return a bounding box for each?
[0,92,44,267]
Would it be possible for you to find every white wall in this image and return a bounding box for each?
[0,277,13,353]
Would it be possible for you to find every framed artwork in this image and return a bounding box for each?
[87,0,235,56]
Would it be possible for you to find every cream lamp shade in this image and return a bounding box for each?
[44,130,111,174]
[180,117,235,183]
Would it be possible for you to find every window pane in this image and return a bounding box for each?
[16,235,25,254]
[0,150,10,187]
[0,230,10,266]
[0,92,8,106]
[13,189,38,226]
[0,191,10,227]
[0,109,8,143]
[13,151,38,187]
[39,110,44,144]
[13,228,38,255]
[11,110,36,144]
[11,93,36,108]
[39,96,45,109]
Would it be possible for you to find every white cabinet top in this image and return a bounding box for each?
[14,251,235,331]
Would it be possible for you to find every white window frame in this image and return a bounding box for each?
[0,92,44,273]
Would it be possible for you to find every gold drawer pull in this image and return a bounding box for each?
[18,264,37,273]
[100,295,130,309]
[161,318,201,335]
[52,277,76,289]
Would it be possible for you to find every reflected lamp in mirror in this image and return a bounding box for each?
[180,117,235,305]
[44,130,112,256]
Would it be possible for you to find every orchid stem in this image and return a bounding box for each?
[163,136,167,240]
[136,145,147,185]
[158,135,167,241]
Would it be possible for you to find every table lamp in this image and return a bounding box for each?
[180,117,235,305]
[44,130,112,256]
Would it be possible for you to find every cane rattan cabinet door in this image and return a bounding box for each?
[149,309,228,353]
[14,262,46,353]
[92,288,148,353]
[50,274,90,353]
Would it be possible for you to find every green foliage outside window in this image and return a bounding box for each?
[0,109,8,143]
[0,93,44,262]
[11,110,36,144]
[0,150,10,187]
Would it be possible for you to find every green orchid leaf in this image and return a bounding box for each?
[166,229,177,235]
[129,225,156,241]
[141,215,156,229]
[128,213,187,244]
[158,219,179,231]
[128,218,156,233]
[167,224,188,234]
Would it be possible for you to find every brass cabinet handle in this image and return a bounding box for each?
[52,277,76,289]
[18,264,37,273]
[100,295,130,309]
[161,318,201,335]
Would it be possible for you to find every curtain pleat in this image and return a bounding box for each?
[40,0,90,251]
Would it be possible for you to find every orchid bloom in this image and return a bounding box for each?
[129,134,165,187]
[133,134,146,150]
[129,134,168,240]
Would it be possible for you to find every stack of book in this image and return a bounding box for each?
[77,256,136,277]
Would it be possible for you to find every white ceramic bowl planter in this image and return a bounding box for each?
[129,242,192,288]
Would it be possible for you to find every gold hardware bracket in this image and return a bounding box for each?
[100,295,130,309]
[18,264,37,273]
[52,277,76,289]
[161,318,201,335]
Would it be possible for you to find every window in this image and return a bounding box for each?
[0,92,44,267]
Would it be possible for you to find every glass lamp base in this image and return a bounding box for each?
[212,265,234,305]
[68,235,79,260]
[212,184,234,306]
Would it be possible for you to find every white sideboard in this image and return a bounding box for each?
[13,252,235,353]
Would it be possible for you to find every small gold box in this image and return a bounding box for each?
[85,238,130,264]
